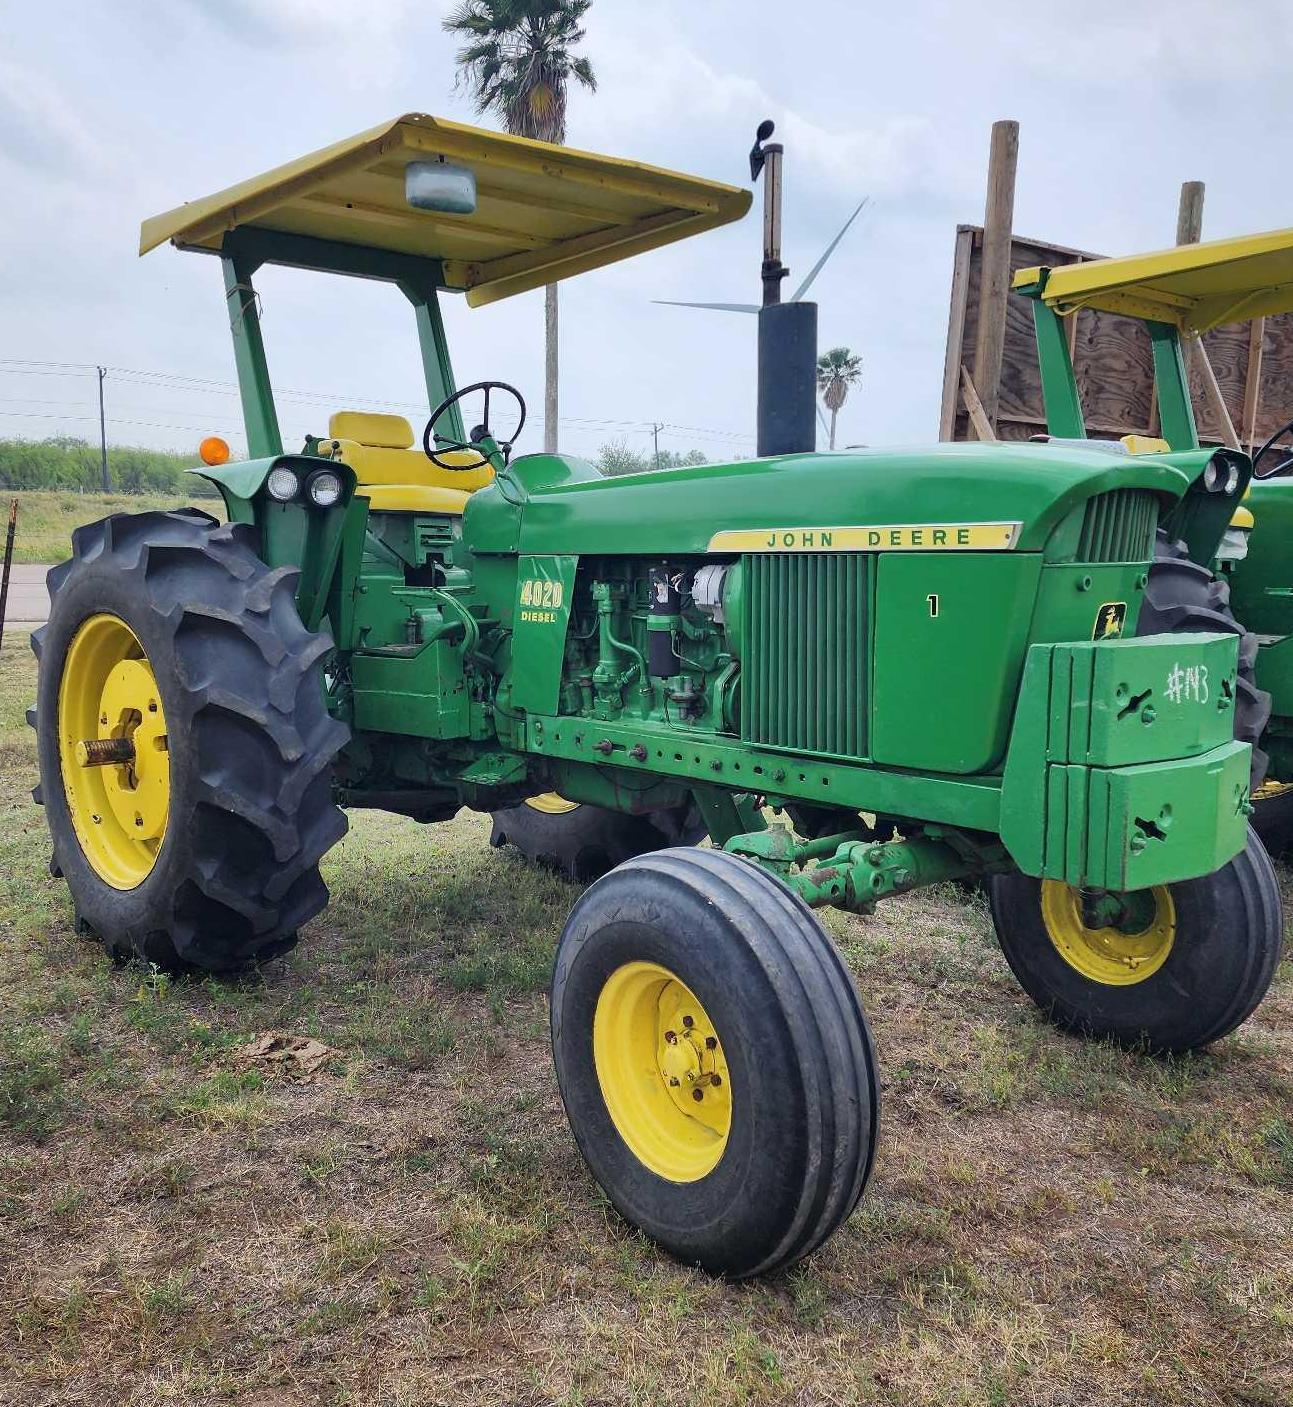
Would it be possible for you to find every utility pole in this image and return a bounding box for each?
[652,422,661,471]
[544,285,559,454]
[96,366,110,492]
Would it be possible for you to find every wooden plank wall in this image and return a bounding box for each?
[940,224,1293,450]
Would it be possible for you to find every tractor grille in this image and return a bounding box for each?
[1076,488,1158,563]
[741,553,867,758]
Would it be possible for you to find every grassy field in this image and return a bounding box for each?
[1,635,1292,1407]
[3,490,222,565]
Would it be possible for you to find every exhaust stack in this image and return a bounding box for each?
[751,120,817,457]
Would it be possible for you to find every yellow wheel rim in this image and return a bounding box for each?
[525,793,580,815]
[593,961,732,1182]
[58,613,170,890]
[1040,881,1176,986]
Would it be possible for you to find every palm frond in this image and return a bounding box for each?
[444,0,595,141]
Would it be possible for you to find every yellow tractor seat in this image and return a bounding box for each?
[323,411,495,515]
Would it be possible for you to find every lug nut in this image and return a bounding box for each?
[669,1077,680,1087]
[682,1015,693,1028]
[664,1029,677,1044]
[692,1089,704,1102]
[705,1036,717,1050]
[711,1074,722,1087]
[630,744,647,762]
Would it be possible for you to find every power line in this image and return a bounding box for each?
[0,358,756,445]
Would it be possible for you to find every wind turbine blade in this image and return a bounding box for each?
[652,300,761,314]
[790,196,870,303]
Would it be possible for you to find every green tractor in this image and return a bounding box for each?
[31,114,1282,1277]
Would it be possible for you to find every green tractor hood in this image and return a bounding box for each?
[470,442,1202,558]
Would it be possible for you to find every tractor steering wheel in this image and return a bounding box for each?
[1251,415,1293,479]
[422,380,526,471]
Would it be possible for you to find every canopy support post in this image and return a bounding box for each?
[401,284,465,444]
[1148,322,1198,451]
[1032,300,1085,439]
[221,253,282,459]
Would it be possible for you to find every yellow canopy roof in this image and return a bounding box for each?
[1014,226,1293,332]
[140,113,751,307]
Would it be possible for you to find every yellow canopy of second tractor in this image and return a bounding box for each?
[1014,225,1293,332]
[139,112,751,307]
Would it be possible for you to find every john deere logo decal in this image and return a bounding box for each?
[1094,602,1127,639]
[706,521,1021,553]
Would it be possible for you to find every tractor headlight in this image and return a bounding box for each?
[1203,453,1242,496]
[266,466,301,502]
[306,470,343,508]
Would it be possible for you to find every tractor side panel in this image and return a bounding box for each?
[510,554,578,715]
[870,553,1041,773]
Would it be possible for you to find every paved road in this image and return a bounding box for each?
[2,564,50,626]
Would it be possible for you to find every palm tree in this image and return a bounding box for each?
[816,346,862,450]
[444,0,597,453]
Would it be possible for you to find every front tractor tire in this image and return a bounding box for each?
[490,795,705,882]
[32,510,349,973]
[551,848,879,1278]
[989,832,1282,1053]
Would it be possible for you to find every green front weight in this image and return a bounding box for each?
[1001,632,1251,888]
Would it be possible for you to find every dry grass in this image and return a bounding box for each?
[1,631,1291,1406]
[3,490,222,565]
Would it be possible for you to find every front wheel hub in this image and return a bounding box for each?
[593,961,732,1182]
[1041,880,1176,986]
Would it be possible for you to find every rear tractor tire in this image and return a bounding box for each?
[31,510,349,973]
[988,831,1281,1053]
[551,847,880,1277]
[490,794,705,882]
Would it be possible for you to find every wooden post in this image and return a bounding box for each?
[1172,181,1241,450]
[1173,182,1204,383]
[0,500,16,656]
[971,120,1019,432]
[938,227,974,440]
[1241,317,1266,453]
[1176,181,1205,245]
[960,365,997,442]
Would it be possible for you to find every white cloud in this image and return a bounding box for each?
[999,0,1293,83]
[0,56,115,178]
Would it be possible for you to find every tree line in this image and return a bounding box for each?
[0,437,209,495]
[0,433,709,492]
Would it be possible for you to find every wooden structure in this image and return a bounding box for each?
[941,131,1293,452]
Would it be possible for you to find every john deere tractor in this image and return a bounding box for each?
[32,115,1281,1278]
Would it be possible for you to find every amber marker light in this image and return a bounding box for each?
[198,436,231,466]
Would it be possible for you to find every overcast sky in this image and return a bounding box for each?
[2,0,1292,464]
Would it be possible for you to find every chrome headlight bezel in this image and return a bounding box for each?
[266,466,301,502]
[306,469,343,508]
